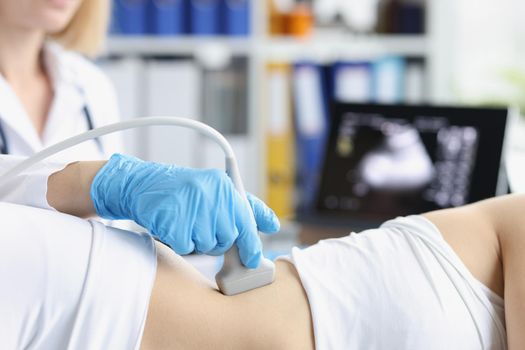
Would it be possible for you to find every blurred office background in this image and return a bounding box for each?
[98,0,525,248]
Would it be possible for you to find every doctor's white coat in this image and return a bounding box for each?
[0,42,122,210]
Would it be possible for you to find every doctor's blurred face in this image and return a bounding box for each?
[0,0,82,33]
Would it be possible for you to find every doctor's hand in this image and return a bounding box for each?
[90,154,280,268]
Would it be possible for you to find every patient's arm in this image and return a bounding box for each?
[475,195,525,350]
[424,194,525,349]
[140,242,315,350]
[47,161,106,217]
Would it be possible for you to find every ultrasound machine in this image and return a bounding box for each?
[303,103,510,231]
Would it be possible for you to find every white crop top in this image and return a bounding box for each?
[280,215,506,350]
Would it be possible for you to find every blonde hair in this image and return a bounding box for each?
[51,0,111,57]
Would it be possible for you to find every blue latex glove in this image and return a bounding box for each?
[90,154,280,268]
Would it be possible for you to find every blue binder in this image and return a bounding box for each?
[372,56,406,103]
[221,0,250,36]
[113,0,147,35]
[148,0,187,35]
[292,62,329,211]
[189,0,221,35]
[331,61,374,103]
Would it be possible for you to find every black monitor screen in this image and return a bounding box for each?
[316,103,508,222]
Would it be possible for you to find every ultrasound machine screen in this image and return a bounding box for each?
[315,104,509,224]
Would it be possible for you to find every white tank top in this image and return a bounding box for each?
[280,215,506,350]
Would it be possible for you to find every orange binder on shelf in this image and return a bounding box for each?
[264,63,295,219]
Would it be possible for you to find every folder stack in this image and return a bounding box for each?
[111,0,251,36]
[222,0,251,36]
[148,0,187,35]
[144,60,202,167]
[112,0,148,35]
[265,63,296,219]
[292,62,328,212]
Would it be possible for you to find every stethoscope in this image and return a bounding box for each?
[0,89,104,156]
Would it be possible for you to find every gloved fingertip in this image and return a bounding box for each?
[268,214,281,233]
[237,231,262,269]
[245,192,263,211]
[242,250,262,269]
[246,194,281,233]
[257,211,281,234]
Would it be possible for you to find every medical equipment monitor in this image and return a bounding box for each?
[315,103,509,225]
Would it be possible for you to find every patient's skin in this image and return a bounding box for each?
[141,194,525,349]
[425,194,525,349]
[424,205,504,298]
[140,242,315,350]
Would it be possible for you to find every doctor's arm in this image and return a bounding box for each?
[46,154,280,268]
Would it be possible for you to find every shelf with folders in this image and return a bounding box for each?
[98,0,454,227]
[98,54,259,191]
[261,55,429,221]
[259,2,432,224]
[99,54,250,135]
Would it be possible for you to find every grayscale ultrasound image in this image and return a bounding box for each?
[318,111,480,218]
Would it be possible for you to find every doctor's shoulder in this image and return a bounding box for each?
[60,46,116,102]
[47,42,123,155]
[51,42,120,122]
